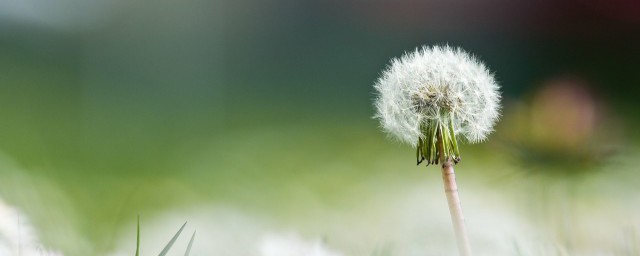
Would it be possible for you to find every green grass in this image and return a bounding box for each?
[135,218,195,256]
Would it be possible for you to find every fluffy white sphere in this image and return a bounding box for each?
[374,45,500,147]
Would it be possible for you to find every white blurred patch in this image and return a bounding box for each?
[0,198,63,256]
[259,233,342,256]
[108,207,345,256]
[107,182,541,256]
[109,207,264,256]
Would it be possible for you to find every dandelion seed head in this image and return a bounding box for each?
[374,45,501,148]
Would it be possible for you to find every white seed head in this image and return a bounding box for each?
[374,45,501,147]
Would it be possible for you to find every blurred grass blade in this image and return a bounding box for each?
[158,222,187,256]
[136,216,140,256]
[184,231,196,256]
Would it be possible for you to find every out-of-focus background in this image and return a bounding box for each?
[0,0,639,255]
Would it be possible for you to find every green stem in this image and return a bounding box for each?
[415,112,462,166]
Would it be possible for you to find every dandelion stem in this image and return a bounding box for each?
[437,129,472,256]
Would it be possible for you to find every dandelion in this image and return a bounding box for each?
[373,45,501,256]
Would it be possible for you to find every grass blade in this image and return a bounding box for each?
[135,216,140,256]
[158,222,187,256]
[184,231,196,256]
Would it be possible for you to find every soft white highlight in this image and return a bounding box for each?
[259,233,343,256]
[0,198,63,256]
[374,45,500,146]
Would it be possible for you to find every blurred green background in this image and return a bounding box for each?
[0,0,639,255]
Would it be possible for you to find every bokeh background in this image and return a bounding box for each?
[1,0,639,255]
